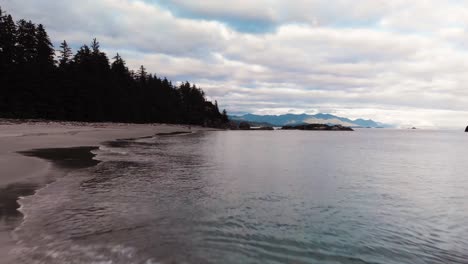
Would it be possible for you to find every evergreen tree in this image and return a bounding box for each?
[222,109,229,123]
[73,44,91,65]
[16,19,37,64]
[0,11,17,66]
[89,38,109,73]
[137,65,147,83]
[35,24,54,67]
[214,100,220,113]
[91,38,99,53]
[0,6,229,127]
[111,53,130,78]
[58,40,72,67]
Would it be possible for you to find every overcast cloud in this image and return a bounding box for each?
[3,0,468,128]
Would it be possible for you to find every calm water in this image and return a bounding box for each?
[12,130,468,263]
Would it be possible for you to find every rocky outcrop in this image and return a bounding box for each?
[281,124,353,131]
[251,126,274,130]
[231,121,274,131]
[465,126,468,132]
[238,122,251,130]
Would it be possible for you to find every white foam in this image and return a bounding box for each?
[97,145,129,155]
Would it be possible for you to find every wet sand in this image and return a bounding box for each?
[0,120,210,263]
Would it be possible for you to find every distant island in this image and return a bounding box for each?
[282,124,353,131]
[0,7,228,127]
[230,113,391,128]
[234,122,274,130]
[231,121,353,131]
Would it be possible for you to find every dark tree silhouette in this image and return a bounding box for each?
[58,40,72,68]
[0,9,17,67]
[222,109,229,123]
[137,65,147,84]
[0,7,228,127]
[16,19,37,64]
[36,24,54,67]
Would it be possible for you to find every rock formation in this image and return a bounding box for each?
[281,124,353,131]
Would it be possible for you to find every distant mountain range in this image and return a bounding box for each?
[230,113,392,128]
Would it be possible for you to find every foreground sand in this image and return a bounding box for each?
[0,121,210,186]
[0,120,214,263]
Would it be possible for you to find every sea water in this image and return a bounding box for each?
[12,129,468,263]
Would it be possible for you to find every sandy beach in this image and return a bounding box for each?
[0,120,210,263]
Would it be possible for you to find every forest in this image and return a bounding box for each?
[0,7,229,126]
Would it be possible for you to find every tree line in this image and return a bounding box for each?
[0,7,229,126]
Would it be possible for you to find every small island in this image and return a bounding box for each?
[282,124,354,131]
[237,122,274,130]
[465,126,468,132]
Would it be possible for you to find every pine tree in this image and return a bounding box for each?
[73,44,90,65]
[16,19,37,64]
[91,38,100,54]
[137,65,147,83]
[0,12,17,66]
[36,24,54,67]
[58,40,72,67]
[0,6,228,126]
[222,109,229,123]
[89,38,109,72]
[214,100,220,113]
[111,53,129,76]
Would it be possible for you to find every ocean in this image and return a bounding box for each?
[11,129,468,263]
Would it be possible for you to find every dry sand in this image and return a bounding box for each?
[0,120,213,263]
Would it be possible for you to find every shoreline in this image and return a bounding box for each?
[0,121,214,263]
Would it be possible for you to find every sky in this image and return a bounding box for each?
[2,0,468,128]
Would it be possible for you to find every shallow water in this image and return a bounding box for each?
[12,129,468,263]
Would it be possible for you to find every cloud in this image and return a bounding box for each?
[154,0,399,31]
[2,0,468,128]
